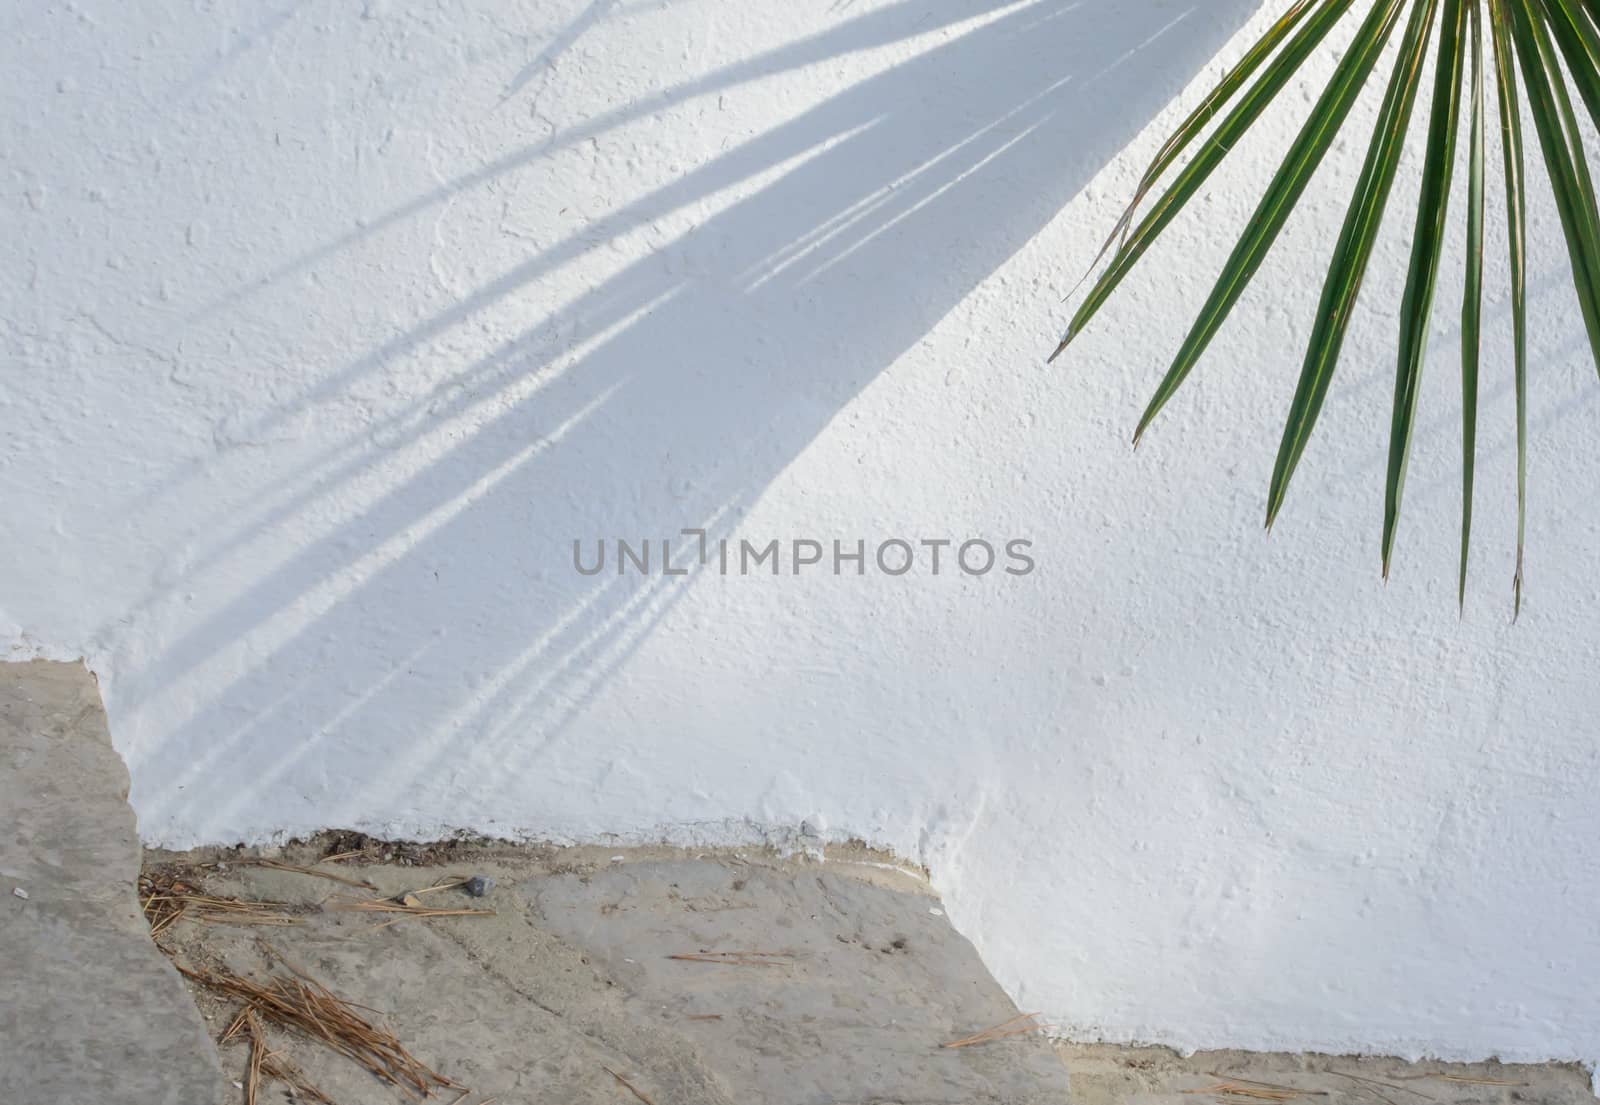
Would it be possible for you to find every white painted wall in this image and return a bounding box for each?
[6,0,1600,1070]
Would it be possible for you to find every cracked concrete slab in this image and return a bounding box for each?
[0,660,224,1104]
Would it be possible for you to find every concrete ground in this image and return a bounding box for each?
[140,839,1599,1105]
[1058,1043,1595,1105]
[3,659,1595,1105]
[0,660,223,1104]
[147,839,1072,1104]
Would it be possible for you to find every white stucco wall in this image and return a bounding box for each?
[6,0,1600,1070]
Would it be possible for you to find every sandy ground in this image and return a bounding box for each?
[1058,1042,1594,1105]
[142,835,1596,1105]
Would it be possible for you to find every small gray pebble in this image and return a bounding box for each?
[463,875,494,898]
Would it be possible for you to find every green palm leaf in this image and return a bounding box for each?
[1055,0,1600,610]
[1133,0,1413,443]
[1073,0,1330,290]
[1050,0,1360,362]
[1461,0,1486,610]
[1489,0,1529,617]
[1384,0,1466,579]
[1543,0,1600,137]
[1268,0,1440,528]
[1515,0,1600,373]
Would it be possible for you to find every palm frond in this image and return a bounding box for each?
[1461,0,1486,609]
[1073,0,1332,289]
[1269,0,1439,528]
[1056,0,1600,610]
[1385,0,1466,578]
[1050,0,1361,362]
[1134,0,1413,445]
[1513,0,1600,369]
[1489,0,1529,616]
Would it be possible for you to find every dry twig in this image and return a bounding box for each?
[939,1012,1045,1049]
[1208,1073,1329,1098]
[1413,1073,1521,1085]
[1326,1069,1428,1103]
[244,857,379,891]
[179,963,458,1098]
[603,1065,657,1105]
[220,1006,252,1044]
[408,877,470,896]
[259,1050,337,1105]
[330,891,493,929]
[138,872,302,937]
[224,1003,337,1104]
[1183,1075,1320,1102]
[244,1011,267,1105]
[667,950,792,966]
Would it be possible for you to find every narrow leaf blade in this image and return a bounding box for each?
[1135,0,1414,442]
[1384,0,1468,578]
[1267,0,1446,526]
[1051,0,1360,361]
[1510,0,1600,379]
[1489,0,1529,615]
[1460,0,1486,609]
[1086,0,1330,278]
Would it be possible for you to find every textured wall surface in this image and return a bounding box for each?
[5,0,1600,1068]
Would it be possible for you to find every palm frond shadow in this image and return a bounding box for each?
[127,0,1263,838]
